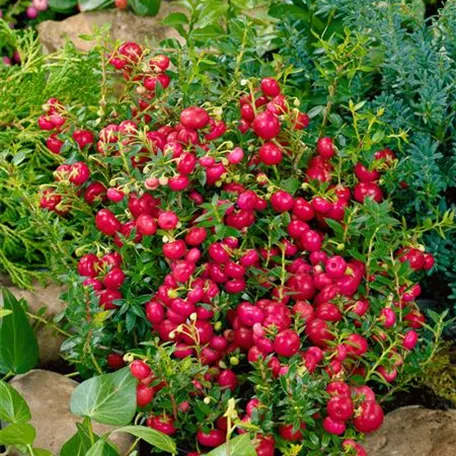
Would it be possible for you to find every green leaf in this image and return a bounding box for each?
[194,3,229,29]
[115,426,176,454]
[268,4,309,21]
[60,424,94,456]
[162,12,188,27]
[0,289,39,375]
[48,0,78,13]
[130,0,161,16]
[206,435,256,456]
[85,438,118,456]
[78,0,114,12]
[70,367,136,426]
[0,423,36,446]
[31,449,53,456]
[0,380,31,424]
[0,309,12,319]
[282,177,301,194]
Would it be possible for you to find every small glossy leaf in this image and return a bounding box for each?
[0,423,36,446]
[206,434,256,456]
[194,3,229,29]
[48,0,78,13]
[130,0,161,16]
[115,426,176,454]
[0,289,39,375]
[0,380,31,424]
[78,0,113,12]
[162,12,189,27]
[70,367,136,426]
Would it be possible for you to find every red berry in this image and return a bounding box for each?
[218,369,238,391]
[259,142,283,166]
[130,360,152,379]
[274,329,300,357]
[147,415,176,435]
[353,401,384,433]
[136,384,154,407]
[323,416,346,435]
[158,211,179,230]
[354,162,380,182]
[317,137,335,158]
[197,429,225,448]
[69,162,90,185]
[260,77,281,97]
[180,106,210,130]
[327,396,354,421]
[136,214,157,235]
[73,130,94,149]
[107,353,125,370]
[270,190,293,213]
[278,423,305,441]
[252,111,280,140]
[354,182,383,203]
[95,209,121,236]
[46,134,63,154]
[103,267,125,289]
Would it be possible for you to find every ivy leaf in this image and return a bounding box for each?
[70,367,136,426]
[0,423,36,446]
[114,426,176,454]
[205,435,256,456]
[0,289,39,375]
[0,380,31,424]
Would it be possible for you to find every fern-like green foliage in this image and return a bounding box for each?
[0,21,103,288]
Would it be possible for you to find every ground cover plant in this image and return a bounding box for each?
[0,1,456,455]
[35,38,449,455]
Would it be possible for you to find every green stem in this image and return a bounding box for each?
[26,312,71,338]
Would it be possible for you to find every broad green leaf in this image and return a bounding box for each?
[162,12,189,27]
[70,367,136,426]
[0,380,31,424]
[206,435,256,456]
[31,449,53,456]
[48,0,78,13]
[130,0,161,16]
[0,423,36,446]
[0,289,39,375]
[115,425,176,454]
[60,423,94,456]
[85,439,117,456]
[78,0,113,12]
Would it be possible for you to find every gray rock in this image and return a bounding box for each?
[364,405,456,456]
[9,370,133,454]
[1,282,66,367]
[37,5,184,53]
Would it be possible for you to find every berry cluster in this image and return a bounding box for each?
[39,42,434,455]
